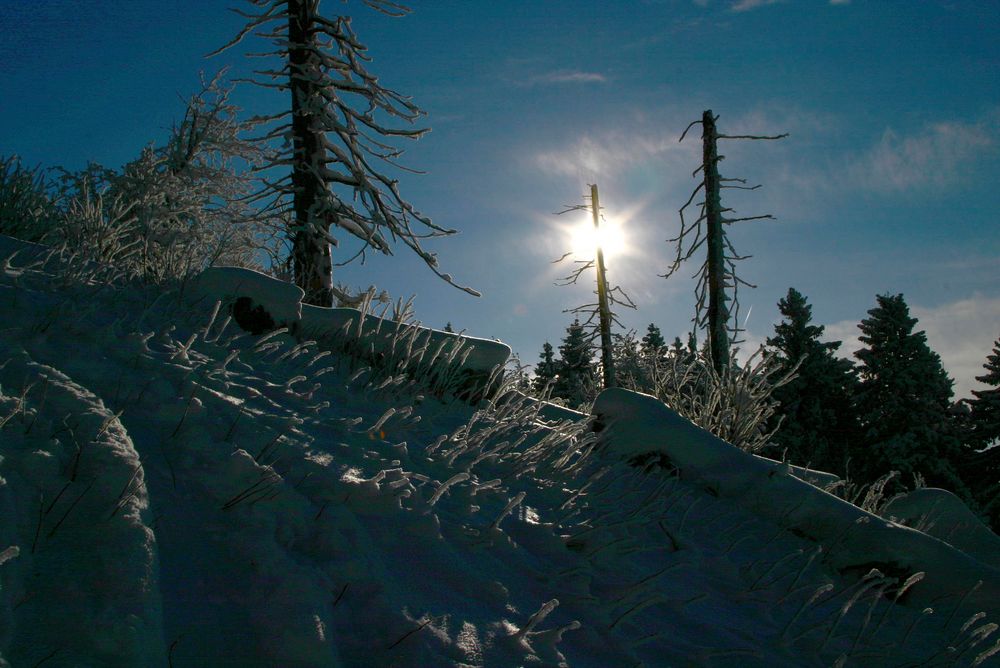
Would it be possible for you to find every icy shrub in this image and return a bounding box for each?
[33,73,269,286]
[321,291,505,403]
[626,345,795,453]
[0,155,57,242]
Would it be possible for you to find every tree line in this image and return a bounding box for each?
[528,289,1000,531]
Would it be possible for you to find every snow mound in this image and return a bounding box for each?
[298,304,510,375]
[185,266,304,330]
[0,348,163,665]
[593,387,1000,616]
[883,488,1000,570]
[187,267,511,396]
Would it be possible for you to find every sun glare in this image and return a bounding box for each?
[567,216,627,261]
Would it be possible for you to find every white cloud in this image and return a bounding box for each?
[730,0,786,11]
[521,70,608,87]
[829,0,851,5]
[822,295,1000,400]
[847,114,998,192]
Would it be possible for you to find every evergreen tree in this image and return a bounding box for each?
[532,341,558,395]
[640,323,666,357]
[638,323,667,387]
[669,336,685,358]
[613,331,650,393]
[968,334,1000,448]
[853,294,967,495]
[959,333,1000,530]
[553,320,597,409]
[766,288,859,474]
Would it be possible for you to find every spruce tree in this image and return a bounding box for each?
[766,288,859,474]
[853,294,967,494]
[613,331,649,393]
[640,323,666,357]
[553,320,597,409]
[532,341,558,395]
[669,336,685,358]
[960,333,1000,529]
[639,323,667,386]
[969,334,1000,448]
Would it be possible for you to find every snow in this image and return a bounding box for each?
[593,387,1000,614]
[882,487,1000,570]
[1,234,999,667]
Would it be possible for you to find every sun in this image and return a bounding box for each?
[567,215,627,262]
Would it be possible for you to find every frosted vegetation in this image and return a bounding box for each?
[0,234,998,667]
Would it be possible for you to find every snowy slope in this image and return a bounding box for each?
[1,235,998,667]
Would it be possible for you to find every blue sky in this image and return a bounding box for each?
[1,0,998,397]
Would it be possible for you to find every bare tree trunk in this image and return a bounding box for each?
[288,0,333,307]
[702,110,729,374]
[591,184,616,389]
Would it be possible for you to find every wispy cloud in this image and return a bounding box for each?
[730,0,786,11]
[822,295,1000,400]
[829,0,851,5]
[846,113,998,192]
[531,127,696,180]
[520,70,608,87]
[766,109,1000,198]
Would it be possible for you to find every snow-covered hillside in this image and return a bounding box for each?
[0,234,998,667]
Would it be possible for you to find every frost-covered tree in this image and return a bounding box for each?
[212,0,476,306]
[553,320,597,409]
[766,288,859,474]
[109,73,264,281]
[853,294,968,495]
[532,341,558,395]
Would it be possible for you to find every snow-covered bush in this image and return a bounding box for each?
[0,155,56,242]
[620,344,795,453]
[36,73,269,286]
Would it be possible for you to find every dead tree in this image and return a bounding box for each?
[553,183,635,389]
[211,0,478,306]
[664,109,786,374]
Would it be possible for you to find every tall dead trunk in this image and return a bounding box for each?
[591,184,616,389]
[702,110,729,374]
[288,0,333,307]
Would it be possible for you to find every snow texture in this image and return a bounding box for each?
[1,235,999,667]
[882,487,1000,570]
[593,387,1000,614]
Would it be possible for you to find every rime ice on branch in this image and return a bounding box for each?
[211,0,478,306]
[665,109,786,374]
